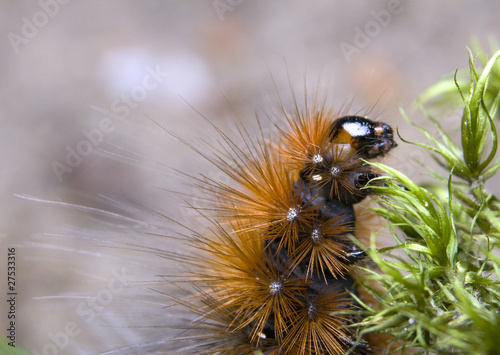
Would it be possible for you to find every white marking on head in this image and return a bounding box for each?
[343,122,370,137]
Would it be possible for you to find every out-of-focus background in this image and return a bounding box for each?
[1,1,500,354]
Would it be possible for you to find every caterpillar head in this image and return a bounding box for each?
[330,116,397,159]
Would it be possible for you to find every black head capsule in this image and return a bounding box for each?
[330,116,397,159]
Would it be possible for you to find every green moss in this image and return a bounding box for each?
[358,45,500,354]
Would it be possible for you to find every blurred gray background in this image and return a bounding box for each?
[1,1,500,354]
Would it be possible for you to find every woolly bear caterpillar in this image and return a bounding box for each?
[135,93,397,354]
[22,86,396,355]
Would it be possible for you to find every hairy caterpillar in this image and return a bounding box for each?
[19,90,396,355]
[158,96,397,354]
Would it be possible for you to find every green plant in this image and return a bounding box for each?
[357,46,500,354]
[0,336,31,355]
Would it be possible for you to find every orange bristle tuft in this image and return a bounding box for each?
[290,214,354,281]
[282,290,356,355]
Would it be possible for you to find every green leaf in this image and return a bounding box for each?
[461,49,500,176]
